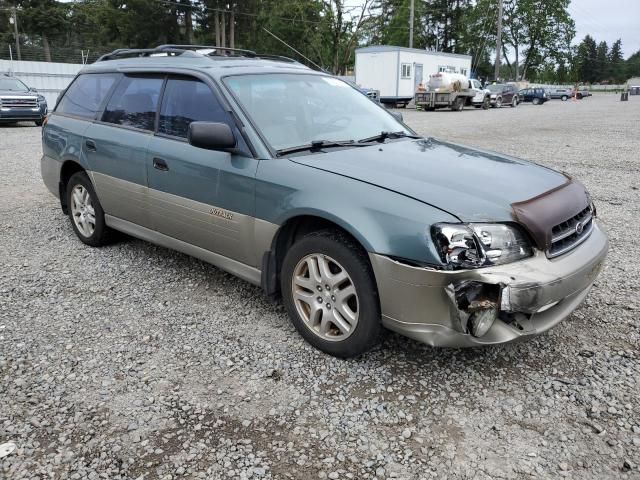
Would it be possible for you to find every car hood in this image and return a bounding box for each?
[0,89,36,97]
[290,138,569,222]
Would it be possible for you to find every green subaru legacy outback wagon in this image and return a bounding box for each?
[41,45,608,358]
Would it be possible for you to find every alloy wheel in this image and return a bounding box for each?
[291,253,359,342]
[70,184,96,237]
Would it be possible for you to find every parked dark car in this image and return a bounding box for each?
[549,88,573,101]
[518,88,548,105]
[0,74,48,126]
[487,84,519,107]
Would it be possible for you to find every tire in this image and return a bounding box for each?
[35,119,44,127]
[561,95,568,101]
[280,230,381,358]
[451,97,464,111]
[577,93,583,100]
[481,96,490,110]
[510,97,518,107]
[66,171,113,247]
[532,97,541,105]
[493,97,502,108]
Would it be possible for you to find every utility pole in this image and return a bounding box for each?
[409,0,415,48]
[494,0,503,80]
[12,7,21,61]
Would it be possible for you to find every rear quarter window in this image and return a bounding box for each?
[56,73,119,119]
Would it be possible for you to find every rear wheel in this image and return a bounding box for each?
[561,95,568,101]
[511,97,518,107]
[66,172,114,247]
[281,230,381,358]
[451,97,465,111]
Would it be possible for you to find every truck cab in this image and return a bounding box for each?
[469,79,491,108]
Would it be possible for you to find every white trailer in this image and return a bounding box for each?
[355,45,473,107]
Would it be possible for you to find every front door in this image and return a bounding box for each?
[146,75,260,266]
[414,64,423,90]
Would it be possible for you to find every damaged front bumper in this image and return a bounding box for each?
[370,221,608,347]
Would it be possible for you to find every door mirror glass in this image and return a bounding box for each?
[188,121,236,151]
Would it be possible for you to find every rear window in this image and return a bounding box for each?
[102,75,164,131]
[57,73,119,119]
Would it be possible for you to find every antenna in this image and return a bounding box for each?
[261,27,325,72]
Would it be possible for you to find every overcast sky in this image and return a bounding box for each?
[569,0,640,58]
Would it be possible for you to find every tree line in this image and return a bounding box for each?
[1,0,639,83]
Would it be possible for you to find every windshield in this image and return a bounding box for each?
[224,73,410,151]
[0,77,29,92]
[487,84,504,92]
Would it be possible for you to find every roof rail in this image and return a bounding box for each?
[96,44,301,65]
[157,44,258,57]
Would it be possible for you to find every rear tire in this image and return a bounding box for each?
[281,230,381,358]
[561,95,568,101]
[66,171,114,247]
[511,97,518,107]
[451,97,464,111]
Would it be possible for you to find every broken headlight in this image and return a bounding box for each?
[431,223,532,269]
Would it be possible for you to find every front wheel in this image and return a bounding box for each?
[532,97,541,105]
[66,171,114,247]
[481,96,491,110]
[281,230,381,358]
[511,97,518,107]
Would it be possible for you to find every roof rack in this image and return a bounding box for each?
[96,44,300,64]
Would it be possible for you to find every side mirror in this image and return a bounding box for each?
[29,87,38,92]
[188,121,236,151]
[390,111,403,122]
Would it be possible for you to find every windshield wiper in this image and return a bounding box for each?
[276,139,372,156]
[358,131,422,143]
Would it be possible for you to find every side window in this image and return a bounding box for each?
[57,73,119,119]
[158,77,230,138]
[401,64,411,79]
[102,75,163,131]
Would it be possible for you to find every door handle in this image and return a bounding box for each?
[85,139,97,152]
[153,157,169,171]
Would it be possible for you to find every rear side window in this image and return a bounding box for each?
[57,73,119,119]
[102,75,163,131]
[158,77,231,138]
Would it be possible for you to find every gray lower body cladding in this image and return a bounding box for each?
[370,221,608,347]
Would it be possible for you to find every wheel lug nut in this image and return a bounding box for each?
[331,295,336,301]
[326,303,331,309]
[325,284,330,290]
[317,286,322,292]
[317,297,323,303]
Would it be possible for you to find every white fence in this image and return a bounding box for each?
[0,59,83,107]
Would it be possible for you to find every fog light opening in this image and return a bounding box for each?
[449,280,502,338]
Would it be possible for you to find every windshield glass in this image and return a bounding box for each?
[224,73,410,151]
[0,77,29,92]
[487,84,504,92]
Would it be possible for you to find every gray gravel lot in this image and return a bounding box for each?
[1,94,639,479]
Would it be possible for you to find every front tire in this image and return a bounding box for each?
[481,96,490,109]
[511,97,518,107]
[532,97,541,105]
[66,171,113,247]
[281,230,381,358]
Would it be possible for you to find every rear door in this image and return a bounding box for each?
[146,75,260,265]
[83,74,164,229]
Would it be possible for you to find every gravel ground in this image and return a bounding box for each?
[1,94,639,479]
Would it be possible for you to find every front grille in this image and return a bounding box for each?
[547,205,594,258]
[0,97,38,108]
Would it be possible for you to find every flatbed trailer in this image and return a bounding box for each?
[415,90,489,111]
